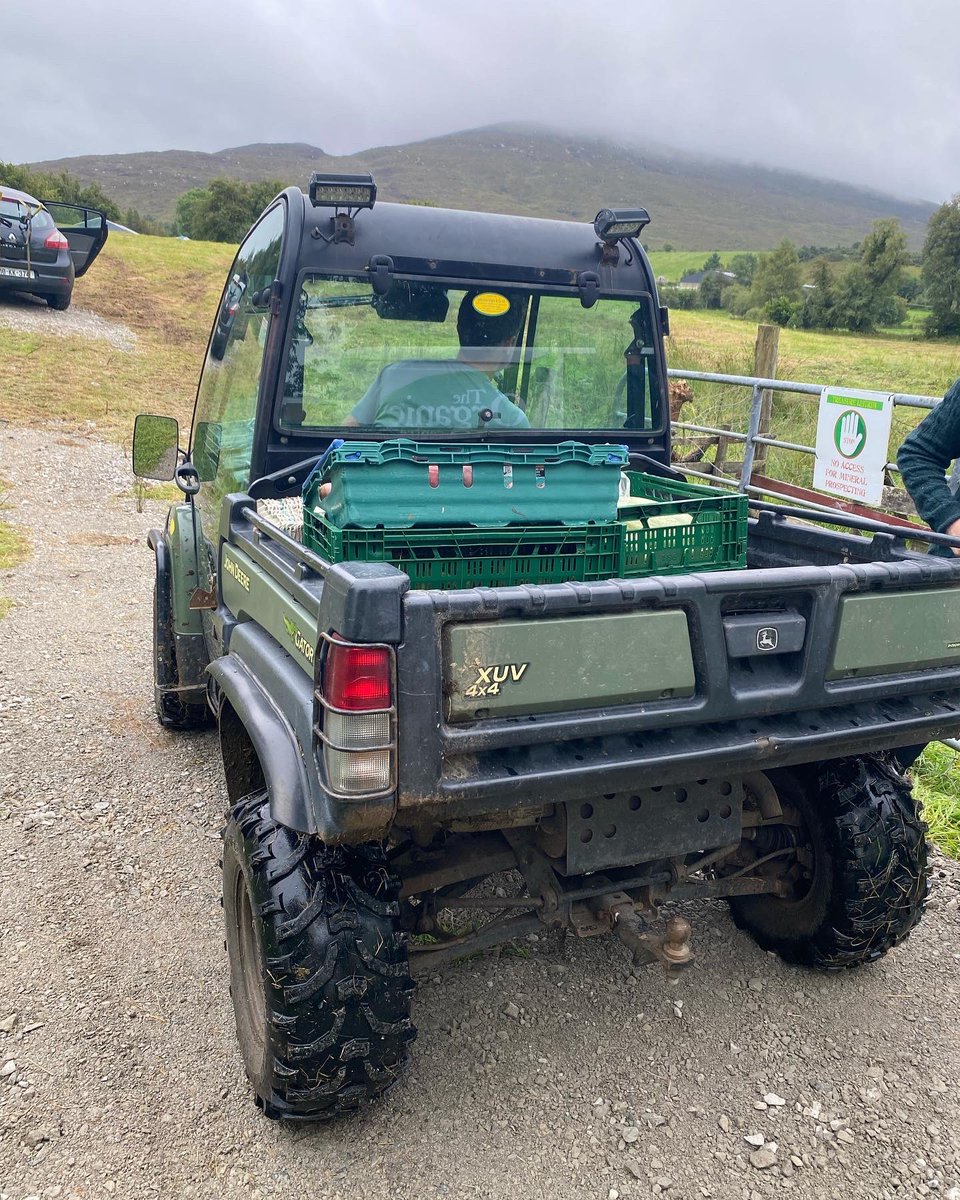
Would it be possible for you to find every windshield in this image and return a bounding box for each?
[277,276,664,435]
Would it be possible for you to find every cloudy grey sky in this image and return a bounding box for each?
[6,0,959,202]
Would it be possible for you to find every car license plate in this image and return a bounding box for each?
[0,266,34,279]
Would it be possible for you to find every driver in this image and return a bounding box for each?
[346,290,530,429]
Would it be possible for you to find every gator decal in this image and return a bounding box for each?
[283,614,316,665]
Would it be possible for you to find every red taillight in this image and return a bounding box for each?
[44,230,69,251]
[323,640,391,711]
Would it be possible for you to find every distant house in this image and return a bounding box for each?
[678,269,736,289]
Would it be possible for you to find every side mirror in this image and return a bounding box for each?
[132,414,179,480]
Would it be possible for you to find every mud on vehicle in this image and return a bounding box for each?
[133,174,959,1121]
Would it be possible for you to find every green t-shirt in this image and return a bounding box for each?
[350,360,529,430]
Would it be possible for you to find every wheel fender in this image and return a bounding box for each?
[147,516,208,693]
[162,503,205,638]
[208,654,315,834]
[147,528,177,691]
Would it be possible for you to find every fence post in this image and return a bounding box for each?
[753,324,780,473]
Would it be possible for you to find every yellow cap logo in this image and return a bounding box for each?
[472,291,511,317]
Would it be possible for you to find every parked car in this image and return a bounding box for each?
[209,272,247,359]
[0,185,108,310]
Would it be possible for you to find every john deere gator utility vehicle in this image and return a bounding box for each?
[133,173,960,1121]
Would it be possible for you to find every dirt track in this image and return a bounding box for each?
[1,428,959,1200]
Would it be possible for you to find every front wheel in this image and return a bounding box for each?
[729,756,928,970]
[223,792,416,1121]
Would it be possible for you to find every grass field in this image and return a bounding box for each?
[0,232,957,851]
[0,235,234,442]
[646,251,743,281]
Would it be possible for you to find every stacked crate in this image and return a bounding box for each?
[301,440,747,589]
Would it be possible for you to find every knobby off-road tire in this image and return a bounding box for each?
[222,791,416,1121]
[730,756,928,970]
[152,580,209,731]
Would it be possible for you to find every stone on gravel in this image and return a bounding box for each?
[745,1134,766,1147]
[749,1147,778,1170]
[503,1001,520,1020]
[763,1093,786,1106]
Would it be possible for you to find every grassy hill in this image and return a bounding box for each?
[27,125,935,251]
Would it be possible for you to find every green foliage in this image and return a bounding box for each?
[922,195,960,336]
[123,206,172,237]
[697,273,725,309]
[858,218,907,294]
[750,241,802,307]
[914,742,960,858]
[0,160,121,220]
[722,283,752,317]
[790,221,908,334]
[797,242,860,262]
[659,284,698,310]
[763,295,797,327]
[175,178,284,243]
[175,187,207,236]
[728,253,757,287]
[701,251,722,272]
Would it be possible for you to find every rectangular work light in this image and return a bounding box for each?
[309,173,377,210]
[594,208,651,242]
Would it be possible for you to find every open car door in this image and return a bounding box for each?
[41,201,108,277]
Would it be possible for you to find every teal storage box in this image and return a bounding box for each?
[305,439,628,529]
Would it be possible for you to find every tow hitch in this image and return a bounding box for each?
[589,893,695,983]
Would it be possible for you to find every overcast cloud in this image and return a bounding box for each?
[4,0,959,202]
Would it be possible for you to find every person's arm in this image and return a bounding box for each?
[896,379,960,545]
[348,371,385,426]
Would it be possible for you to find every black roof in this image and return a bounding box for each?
[292,190,658,298]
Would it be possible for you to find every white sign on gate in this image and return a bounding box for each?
[812,387,894,506]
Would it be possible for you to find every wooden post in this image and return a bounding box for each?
[753,324,780,474]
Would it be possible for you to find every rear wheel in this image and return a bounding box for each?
[729,756,928,970]
[46,292,71,311]
[223,791,416,1121]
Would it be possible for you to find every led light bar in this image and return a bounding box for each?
[309,173,377,210]
[594,207,650,243]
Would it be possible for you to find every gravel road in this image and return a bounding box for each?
[1,428,959,1200]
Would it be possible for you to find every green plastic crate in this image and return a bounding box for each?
[302,506,622,590]
[306,438,628,529]
[618,472,748,576]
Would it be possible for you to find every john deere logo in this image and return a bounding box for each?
[757,627,779,652]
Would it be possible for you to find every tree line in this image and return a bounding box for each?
[661,196,960,338]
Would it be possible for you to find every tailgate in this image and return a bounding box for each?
[396,556,960,819]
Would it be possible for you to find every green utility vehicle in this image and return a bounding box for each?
[134,175,960,1122]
